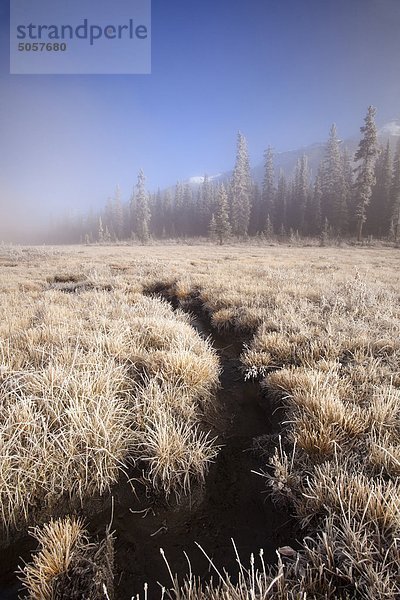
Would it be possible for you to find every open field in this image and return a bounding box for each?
[0,242,399,599]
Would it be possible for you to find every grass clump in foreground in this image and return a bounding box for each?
[19,517,114,600]
[0,263,220,535]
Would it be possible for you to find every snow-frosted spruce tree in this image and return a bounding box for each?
[261,146,275,232]
[274,170,287,232]
[249,182,261,235]
[98,217,104,243]
[390,140,400,242]
[321,124,347,233]
[199,175,214,235]
[264,214,274,239]
[292,155,310,233]
[353,106,380,241]
[208,213,217,241]
[174,181,184,237]
[342,148,354,232]
[215,184,232,245]
[367,140,392,236]
[230,132,252,237]
[305,167,322,236]
[182,183,193,236]
[135,169,151,243]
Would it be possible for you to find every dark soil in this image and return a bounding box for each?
[0,302,299,600]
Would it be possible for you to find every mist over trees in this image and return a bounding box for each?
[45,106,400,245]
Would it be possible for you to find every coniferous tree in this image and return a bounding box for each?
[321,124,347,233]
[291,155,310,233]
[274,170,287,232]
[264,214,274,239]
[151,188,163,238]
[163,190,174,237]
[104,196,116,240]
[230,132,252,237]
[214,184,232,245]
[354,106,380,241]
[124,203,132,238]
[249,182,261,234]
[199,175,213,235]
[319,217,329,246]
[367,141,392,237]
[104,225,112,243]
[261,146,275,231]
[208,213,217,241]
[98,217,104,243]
[342,148,354,233]
[381,141,393,235]
[173,181,185,236]
[305,167,322,235]
[193,188,203,236]
[135,169,151,243]
[390,140,400,242]
[182,183,193,236]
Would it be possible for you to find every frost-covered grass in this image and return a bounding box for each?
[0,260,220,533]
[125,242,400,599]
[19,517,114,600]
[4,242,400,599]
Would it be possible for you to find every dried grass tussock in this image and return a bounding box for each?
[19,517,114,600]
[0,256,220,534]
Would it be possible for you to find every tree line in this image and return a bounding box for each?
[49,106,400,245]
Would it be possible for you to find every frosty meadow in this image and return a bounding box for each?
[0,241,399,599]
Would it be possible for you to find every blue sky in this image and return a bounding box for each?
[1,0,400,235]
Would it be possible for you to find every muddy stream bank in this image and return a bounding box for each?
[0,301,298,599]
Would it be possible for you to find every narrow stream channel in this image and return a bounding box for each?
[0,301,298,600]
